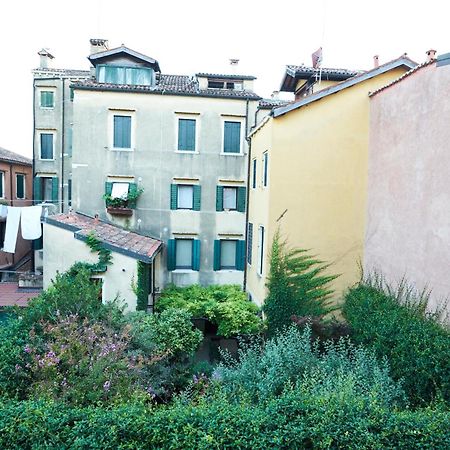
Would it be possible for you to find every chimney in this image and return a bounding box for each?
[426,49,437,62]
[373,55,379,68]
[90,38,109,55]
[37,48,54,69]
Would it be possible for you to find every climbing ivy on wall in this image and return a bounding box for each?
[136,261,150,311]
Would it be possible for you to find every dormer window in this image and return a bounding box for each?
[96,64,155,86]
[207,79,243,90]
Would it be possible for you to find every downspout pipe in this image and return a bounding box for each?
[243,98,251,292]
[61,78,65,213]
[31,78,36,272]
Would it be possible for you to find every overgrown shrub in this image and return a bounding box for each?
[156,284,263,337]
[215,326,405,407]
[343,279,450,406]
[264,232,338,336]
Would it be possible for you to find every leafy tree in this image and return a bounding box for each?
[264,231,338,336]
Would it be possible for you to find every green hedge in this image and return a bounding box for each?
[0,399,448,449]
[343,283,450,406]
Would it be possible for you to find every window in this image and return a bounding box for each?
[167,238,200,271]
[113,115,132,149]
[40,133,54,160]
[223,187,237,210]
[213,239,246,271]
[0,171,4,198]
[111,182,129,199]
[258,226,265,276]
[16,174,25,199]
[208,79,243,90]
[263,151,268,187]
[247,223,253,265]
[175,239,193,269]
[34,176,57,203]
[216,185,246,212]
[40,91,54,108]
[170,184,201,211]
[0,221,5,249]
[68,179,72,207]
[97,65,154,86]
[178,118,196,151]
[177,185,194,209]
[252,159,257,189]
[223,121,241,153]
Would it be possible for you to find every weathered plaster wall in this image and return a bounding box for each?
[365,62,450,315]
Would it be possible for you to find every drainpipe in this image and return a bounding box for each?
[243,98,251,292]
[32,79,36,272]
[61,78,65,213]
[9,163,14,267]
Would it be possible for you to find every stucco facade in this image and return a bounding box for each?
[365,56,450,315]
[0,148,33,275]
[247,59,414,306]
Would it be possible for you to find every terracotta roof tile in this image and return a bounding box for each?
[46,212,162,263]
[0,147,32,166]
[0,283,41,307]
[258,98,292,109]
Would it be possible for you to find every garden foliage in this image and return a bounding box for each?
[344,277,450,406]
[156,284,263,337]
[264,231,338,336]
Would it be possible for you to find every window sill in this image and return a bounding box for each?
[110,147,134,152]
[39,158,55,161]
[216,268,239,272]
[172,269,196,273]
[175,150,199,154]
[220,152,244,156]
[40,107,55,110]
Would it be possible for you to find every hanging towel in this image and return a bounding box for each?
[2,207,21,253]
[0,205,7,218]
[21,205,43,240]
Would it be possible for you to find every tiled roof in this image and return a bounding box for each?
[258,98,292,109]
[369,59,435,97]
[72,75,261,100]
[196,73,256,80]
[273,56,417,118]
[46,212,162,263]
[0,283,41,307]
[0,147,32,166]
[33,67,91,78]
[286,65,362,78]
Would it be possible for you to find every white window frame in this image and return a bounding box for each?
[38,88,56,109]
[109,110,135,151]
[221,117,245,156]
[39,130,56,161]
[177,184,194,210]
[257,225,265,276]
[0,171,4,198]
[262,151,269,188]
[220,239,238,270]
[175,238,193,269]
[175,113,200,153]
[222,186,238,210]
[15,173,26,200]
[252,158,257,189]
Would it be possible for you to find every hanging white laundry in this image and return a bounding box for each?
[21,205,42,240]
[2,207,21,253]
[0,204,7,218]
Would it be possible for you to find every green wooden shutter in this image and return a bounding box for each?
[167,239,176,271]
[170,184,178,210]
[247,223,253,265]
[16,174,24,199]
[51,177,59,203]
[33,177,42,204]
[32,234,43,250]
[216,185,224,211]
[105,181,113,196]
[128,183,138,209]
[192,239,201,271]
[178,119,196,151]
[236,240,246,271]
[40,133,53,159]
[193,185,201,211]
[0,172,4,198]
[224,121,241,153]
[213,240,221,271]
[113,116,131,148]
[237,186,247,212]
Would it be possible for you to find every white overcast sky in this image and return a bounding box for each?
[1,0,449,157]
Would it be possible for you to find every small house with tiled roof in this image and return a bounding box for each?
[44,212,162,311]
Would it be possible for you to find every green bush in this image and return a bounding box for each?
[215,326,405,407]
[0,398,448,449]
[343,280,450,406]
[156,284,263,337]
[264,232,338,337]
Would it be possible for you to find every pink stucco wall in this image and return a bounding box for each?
[365,61,450,316]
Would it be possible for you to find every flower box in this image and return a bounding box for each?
[106,206,133,216]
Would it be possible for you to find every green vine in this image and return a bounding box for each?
[72,232,113,274]
[136,261,150,311]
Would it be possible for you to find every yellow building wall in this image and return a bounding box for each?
[247,67,406,306]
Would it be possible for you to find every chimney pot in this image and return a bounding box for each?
[373,55,379,68]
[426,49,437,62]
[37,48,54,69]
[90,38,109,55]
